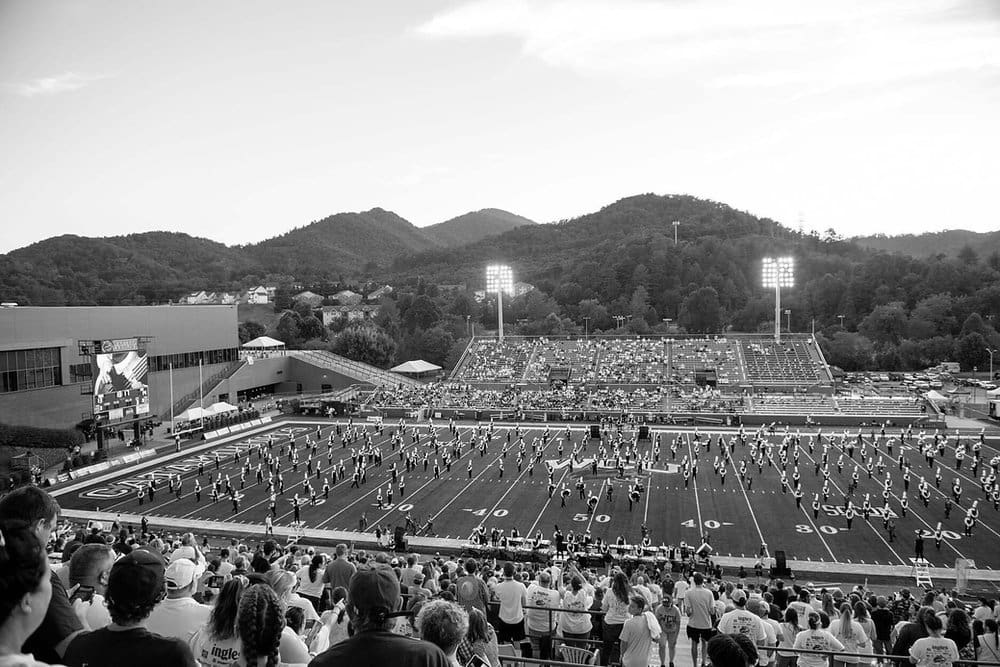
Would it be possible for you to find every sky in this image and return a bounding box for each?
[1,0,998,254]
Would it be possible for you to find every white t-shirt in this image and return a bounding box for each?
[146,595,212,642]
[829,619,871,663]
[495,579,527,624]
[296,565,327,599]
[793,629,845,667]
[525,583,561,633]
[718,608,766,643]
[189,626,241,667]
[909,636,959,667]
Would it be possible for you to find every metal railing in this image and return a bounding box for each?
[502,605,1000,667]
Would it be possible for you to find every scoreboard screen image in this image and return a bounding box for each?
[92,349,150,424]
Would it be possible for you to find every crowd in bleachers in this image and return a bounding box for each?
[368,382,747,415]
[5,484,1000,667]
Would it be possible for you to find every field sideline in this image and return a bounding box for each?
[52,418,1000,570]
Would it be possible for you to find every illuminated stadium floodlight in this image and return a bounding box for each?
[762,257,794,343]
[485,264,514,343]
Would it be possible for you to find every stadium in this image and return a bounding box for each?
[7,297,996,592]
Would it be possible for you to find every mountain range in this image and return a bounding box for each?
[0,194,995,308]
[0,208,535,305]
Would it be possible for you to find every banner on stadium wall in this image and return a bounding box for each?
[955,558,974,593]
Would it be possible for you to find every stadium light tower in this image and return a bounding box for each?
[762,257,794,343]
[485,264,514,343]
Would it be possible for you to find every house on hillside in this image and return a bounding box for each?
[181,290,211,304]
[294,290,324,307]
[330,289,362,305]
[246,286,269,305]
[366,285,393,301]
[321,304,381,326]
[216,292,237,305]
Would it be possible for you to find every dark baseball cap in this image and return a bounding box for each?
[107,548,165,607]
[349,565,400,612]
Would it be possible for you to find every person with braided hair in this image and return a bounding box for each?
[232,584,301,667]
[0,520,58,666]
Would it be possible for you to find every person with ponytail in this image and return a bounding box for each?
[793,611,845,667]
[189,576,248,667]
[977,619,1000,664]
[0,520,58,667]
[296,555,326,615]
[907,612,958,667]
[829,603,870,667]
[233,584,301,667]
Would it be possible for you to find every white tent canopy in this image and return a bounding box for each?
[987,387,1000,398]
[242,335,286,349]
[924,390,949,403]
[390,359,442,374]
[176,406,211,422]
[208,401,238,414]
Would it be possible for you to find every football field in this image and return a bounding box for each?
[52,418,1000,570]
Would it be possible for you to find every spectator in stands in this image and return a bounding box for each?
[455,559,490,615]
[322,544,356,600]
[262,570,311,663]
[944,609,972,658]
[233,584,291,667]
[771,580,790,611]
[977,619,1000,664]
[908,612,958,667]
[67,543,115,631]
[718,590,766,657]
[748,597,779,667]
[312,587,349,654]
[870,596,894,661]
[146,557,212,642]
[309,566,450,666]
[524,569,560,659]
[233,556,250,579]
[685,572,718,667]
[170,533,207,577]
[892,608,934,667]
[775,608,800,667]
[601,570,635,666]
[456,607,499,667]
[619,594,660,667]
[189,576,248,667]
[793,611,844,667]
[0,487,82,663]
[63,548,197,666]
[829,603,871,667]
[561,574,595,643]
[890,591,916,626]
[655,593,682,667]
[417,599,469,667]
[708,633,757,667]
[0,520,56,667]
[217,548,235,577]
[494,562,527,646]
[297,555,327,614]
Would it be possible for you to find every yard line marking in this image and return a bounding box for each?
[795,443,906,565]
[643,476,652,524]
[860,435,1000,543]
[586,479,607,534]
[820,433,968,560]
[721,445,771,557]
[684,433,704,536]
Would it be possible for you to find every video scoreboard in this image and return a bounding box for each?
[90,338,150,425]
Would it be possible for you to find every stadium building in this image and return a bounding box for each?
[0,305,411,436]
